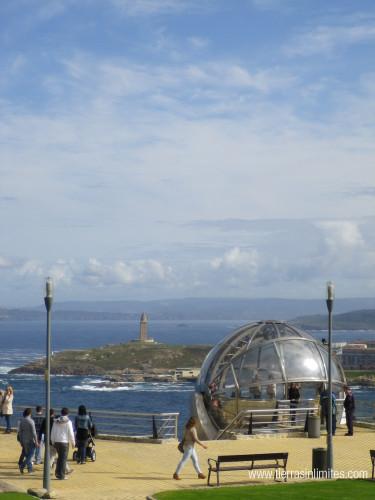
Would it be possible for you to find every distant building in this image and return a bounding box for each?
[175,368,200,381]
[140,312,148,341]
[340,342,375,369]
[137,313,154,343]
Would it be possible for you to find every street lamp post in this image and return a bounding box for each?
[326,281,334,479]
[43,278,53,493]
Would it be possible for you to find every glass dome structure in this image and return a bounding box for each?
[194,320,346,436]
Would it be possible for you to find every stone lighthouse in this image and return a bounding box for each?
[139,313,154,343]
[139,312,148,342]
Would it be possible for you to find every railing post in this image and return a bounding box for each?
[304,410,309,433]
[152,415,158,439]
[247,413,253,435]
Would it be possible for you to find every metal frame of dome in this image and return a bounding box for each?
[193,320,346,439]
[198,320,345,388]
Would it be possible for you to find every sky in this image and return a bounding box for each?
[0,0,375,306]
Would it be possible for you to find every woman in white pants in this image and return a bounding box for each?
[173,417,207,480]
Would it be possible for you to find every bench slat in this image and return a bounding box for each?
[207,452,288,487]
[211,464,281,472]
[217,453,288,463]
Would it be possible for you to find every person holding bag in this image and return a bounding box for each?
[173,417,207,480]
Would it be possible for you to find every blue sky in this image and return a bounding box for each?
[0,0,375,306]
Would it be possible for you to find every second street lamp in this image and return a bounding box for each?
[43,277,53,494]
[326,281,334,479]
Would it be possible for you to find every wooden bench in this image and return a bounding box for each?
[207,452,288,486]
[370,450,375,480]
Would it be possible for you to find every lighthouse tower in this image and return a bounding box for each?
[139,312,148,342]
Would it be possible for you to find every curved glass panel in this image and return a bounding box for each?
[317,347,345,383]
[277,323,303,337]
[223,367,237,398]
[252,323,278,344]
[281,340,324,380]
[235,347,260,397]
[259,343,283,381]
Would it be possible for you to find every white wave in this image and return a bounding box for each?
[71,379,195,393]
[82,378,107,384]
[72,384,131,392]
[109,382,194,393]
[0,366,17,374]
[130,387,194,393]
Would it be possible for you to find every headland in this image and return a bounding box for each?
[9,342,211,382]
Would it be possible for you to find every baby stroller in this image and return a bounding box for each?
[73,423,97,463]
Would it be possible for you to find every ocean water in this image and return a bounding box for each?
[0,320,240,434]
[0,320,374,433]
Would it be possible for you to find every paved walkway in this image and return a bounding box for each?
[0,426,373,499]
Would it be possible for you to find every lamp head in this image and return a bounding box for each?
[326,281,335,301]
[45,277,53,298]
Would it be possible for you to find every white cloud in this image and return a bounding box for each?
[48,259,75,285]
[316,221,365,251]
[6,255,173,291]
[80,258,172,286]
[16,260,44,277]
[188,36,209,49]
[211,247,259,274]
[61,56,295,103]
[285,21,375,56]
[0,256,13,269]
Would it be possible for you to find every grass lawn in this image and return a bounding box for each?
[0,494,36,500]
[154,480,375,499]
[345,370,375,378]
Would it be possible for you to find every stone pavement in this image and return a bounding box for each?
[0,426,373,500]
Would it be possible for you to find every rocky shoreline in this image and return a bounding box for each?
[9,341,208,380]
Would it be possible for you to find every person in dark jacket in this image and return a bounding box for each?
[288,383,300,425]
[320,389,337,435]
[74,405,92,464]
[33,406,44,465]
[344,386,355,436]
[18,408,39,474]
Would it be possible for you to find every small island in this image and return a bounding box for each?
[9,313,212,382]
[9,341,212,381]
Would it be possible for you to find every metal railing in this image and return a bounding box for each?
[216,399,344,439]
[13,406,179,440]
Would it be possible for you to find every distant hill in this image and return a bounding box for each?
[291,309,375,330]
[0,308,138,321]
[1,297,374,321]
[9,342,212,375]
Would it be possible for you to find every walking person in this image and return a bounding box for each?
[2,385,14,433]
[51,408,75,480]
[173,417,207,480]
[33,406,44,465]
[320,389,337,435]
[344,386,355,436]
[74,405,92,464]
[40,408,57,469]
[18,408,39,474]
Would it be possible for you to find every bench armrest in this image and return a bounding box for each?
[208,458,218,468]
